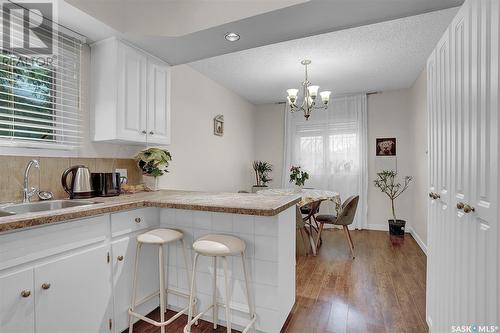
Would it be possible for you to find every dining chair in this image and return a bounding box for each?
[300,199,324,255]
[315,196,359,258]
[296,205,311,256]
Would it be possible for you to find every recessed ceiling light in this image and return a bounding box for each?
[224,32,240,42]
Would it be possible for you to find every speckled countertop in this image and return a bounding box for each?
[0,190,301,233]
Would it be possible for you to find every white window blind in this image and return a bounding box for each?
[0,2,83,149]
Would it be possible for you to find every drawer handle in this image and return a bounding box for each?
[117,255,124,261]
[41,283,51,290]
[134,217,142,223]
[20,290,31,298]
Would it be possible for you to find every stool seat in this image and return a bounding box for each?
[137,228,183,244]
[193,234,246,256]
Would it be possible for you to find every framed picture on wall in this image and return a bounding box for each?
[376,137,396,156]
[214,115,224,136]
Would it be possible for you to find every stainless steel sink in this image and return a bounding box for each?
[0,200,100,215]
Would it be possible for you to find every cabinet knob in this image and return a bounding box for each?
[134,217,141,223]
[141,130,147,134]
[149,131,154,135]
[457,202,465,210]
[429,192,440,200]
[20,290,31,298]
[41,283,51,290]
[463,204,475,213]
[117,255,124,261]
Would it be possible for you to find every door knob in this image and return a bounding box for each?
[20,290,31,298]
[463,204,475,213]
[457,202,465,210]
[41,283,51,290]
[117,255,124,261]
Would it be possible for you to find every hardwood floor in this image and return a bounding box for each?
[129,229,427,333]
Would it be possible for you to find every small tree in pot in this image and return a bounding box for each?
[252,161,273,193]
[135,148,172,191]
[373,170,413,237]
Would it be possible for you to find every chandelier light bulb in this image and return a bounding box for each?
[307,85,319,98]
[320,91,331,104]
[287,89,299,104]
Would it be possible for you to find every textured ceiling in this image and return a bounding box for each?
[64,0,463,64]
[189,8,458,104]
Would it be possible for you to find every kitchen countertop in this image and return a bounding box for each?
[0,190,301,233]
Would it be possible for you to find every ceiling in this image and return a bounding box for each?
[189,8,458,104]
[63,0,463,65]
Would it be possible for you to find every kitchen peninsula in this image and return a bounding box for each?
[0,190,300,333]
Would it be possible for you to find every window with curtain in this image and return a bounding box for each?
[283,94,368,229]
[0,3,83,149]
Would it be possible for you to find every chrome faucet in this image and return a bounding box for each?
[23,159,40,203]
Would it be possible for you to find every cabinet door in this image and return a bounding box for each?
[34,245,112,333]
[112,236,159,333]
[0,268,34,333]
[147,57,171,145]
[117,42,148,143]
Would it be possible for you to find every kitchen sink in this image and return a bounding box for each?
[0,200,100,215]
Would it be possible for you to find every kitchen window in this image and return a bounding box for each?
[0,4,83,149]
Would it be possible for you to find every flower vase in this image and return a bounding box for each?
[143,175,160,191]
[294,184,303,193]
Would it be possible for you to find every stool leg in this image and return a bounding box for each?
[159,245,166,333]
[213,257,218,329]
[186,253,199,333]
[222,256,231,333]
[241,252,255,329]
[129,242,142,333]
[181,239,195,318]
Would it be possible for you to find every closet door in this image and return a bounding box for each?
[467,0,499,324]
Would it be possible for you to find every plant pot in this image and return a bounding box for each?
[142,175,160,191]
[388,219,406,237]
[251,185,268,193]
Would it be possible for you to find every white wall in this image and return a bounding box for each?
[159,64,256,192]
[409,70,428,248]
[367,90,414,230]
[254,103,285,187]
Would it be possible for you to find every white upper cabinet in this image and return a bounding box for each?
[91,37,171,145]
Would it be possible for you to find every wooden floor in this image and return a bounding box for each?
[129,229,427,333]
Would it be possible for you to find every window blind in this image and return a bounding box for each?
[0,2,84,149]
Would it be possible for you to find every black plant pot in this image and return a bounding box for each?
[388,219,406,237]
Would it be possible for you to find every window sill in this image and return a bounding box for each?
[0,140,78,157]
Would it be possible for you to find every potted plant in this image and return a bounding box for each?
[252,161,273,193]
[135,148,172,191]
[373,170,413,237]
[289,165,309,191]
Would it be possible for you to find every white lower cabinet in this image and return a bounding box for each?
[112,236,159,333]
[34,245,112,333]
[0,268,35,333]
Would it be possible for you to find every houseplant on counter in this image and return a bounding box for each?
[252,161,273,193]
[289,165,309,191]
[135,148,172,191]
[373,170,413,237]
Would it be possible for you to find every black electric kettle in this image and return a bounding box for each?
[61,165,93,199]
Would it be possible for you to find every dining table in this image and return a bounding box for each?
[257,188,341,255]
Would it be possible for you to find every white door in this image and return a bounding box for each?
[112,236,159,333]
[117,42,148,143]
[0,268,34,333]
[427,0,499,331]
[34,245,112,333]
[147,57,171,145]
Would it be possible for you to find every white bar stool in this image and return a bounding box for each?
[184,234,256,333]
[128,228,196,333]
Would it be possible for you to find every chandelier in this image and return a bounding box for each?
[286,60,331,120]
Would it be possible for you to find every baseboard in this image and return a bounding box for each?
[366,223,390,231]
[408,226,428,255]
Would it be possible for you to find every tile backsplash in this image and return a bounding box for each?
[0,156,141,202]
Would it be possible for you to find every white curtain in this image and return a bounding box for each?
[282,94,368,229]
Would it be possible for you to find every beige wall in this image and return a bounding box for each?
[254,104,285,188]
[409,70,428,247]
[159,64,256,192]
